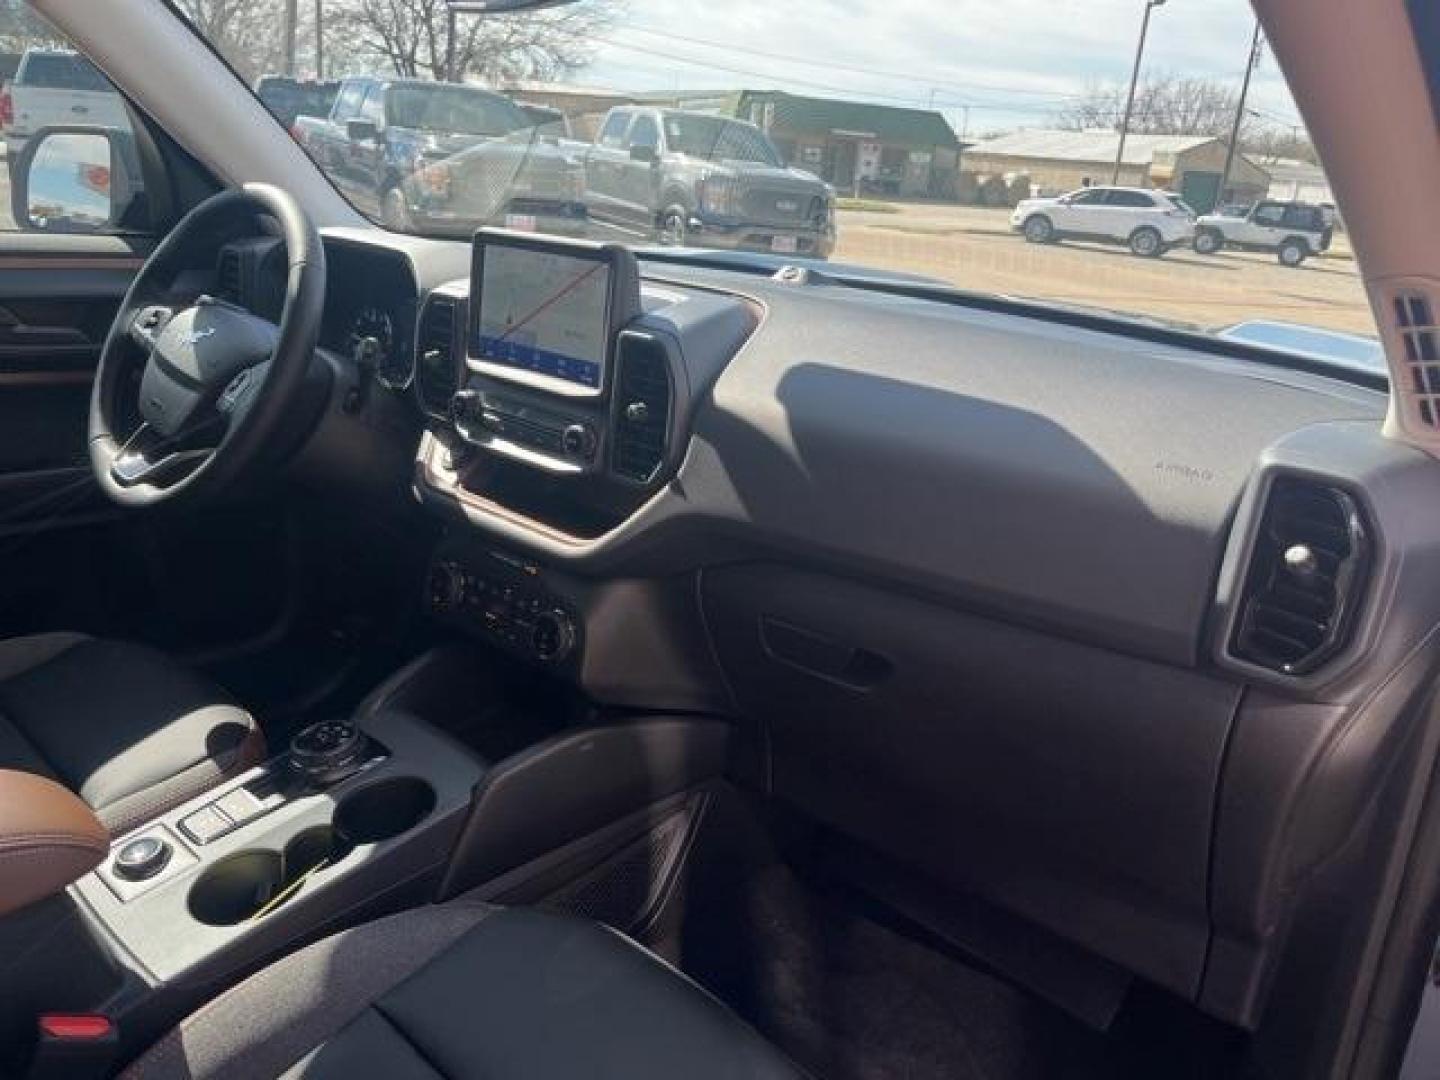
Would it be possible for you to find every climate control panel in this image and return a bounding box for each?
[426,552,579,664]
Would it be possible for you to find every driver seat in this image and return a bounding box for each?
[0,633,263,836]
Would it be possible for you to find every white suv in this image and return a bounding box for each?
[1010,186,1196,258]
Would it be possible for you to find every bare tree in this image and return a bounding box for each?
[333,0,619,82]
[1244,123,1319,165]
[1058,72,1254,140]
[0,0,65,54]
[174,0,314,83]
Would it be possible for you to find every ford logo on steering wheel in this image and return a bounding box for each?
[178,327,217,346]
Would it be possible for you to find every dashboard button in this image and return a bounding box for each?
[561,424,596,460]
[180,805,233,845]
[114,835,172,880]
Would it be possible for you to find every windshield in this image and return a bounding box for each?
[385,84,526,136]
[169,0,1373,353]
[662,114,781,165]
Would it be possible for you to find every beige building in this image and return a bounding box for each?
[963,129,1270,213]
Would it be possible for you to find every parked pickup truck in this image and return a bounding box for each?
[1,48,129,160]
[583,107,835,258]
[291,76,586,237]
[1193,199,1333,266]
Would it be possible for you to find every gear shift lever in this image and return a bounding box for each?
[287,719,366,787]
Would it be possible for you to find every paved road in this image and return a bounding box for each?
[833,203,1374,335]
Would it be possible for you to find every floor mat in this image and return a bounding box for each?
[660,790,1245,1080]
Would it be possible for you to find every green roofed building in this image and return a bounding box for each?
[726,90,965,199]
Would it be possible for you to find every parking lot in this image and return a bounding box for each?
[833,202,1374,335]
[0,147,1374,338]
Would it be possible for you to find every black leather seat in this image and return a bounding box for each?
[124,904,805,1079]
[0,633,263,836]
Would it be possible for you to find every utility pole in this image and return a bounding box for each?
[446,4,458,82]
[282,0,298,77]
[1112,0,1167,184]
[314,0,323,79]
[1219,19,1263,205]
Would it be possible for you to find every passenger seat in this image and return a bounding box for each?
[123,904,805,1078]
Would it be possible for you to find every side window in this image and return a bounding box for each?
[1253,203,1286,226]
[1071,189,1109,206]
[332,82,365,122]
[1,23,147,235]
[627,114,660,152]
[1282,204,1318,230]
[1107,191,1153,208]
[358,84,385,127]
[598,111,631,149]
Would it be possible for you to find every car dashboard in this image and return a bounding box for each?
[214,224,1440,1038]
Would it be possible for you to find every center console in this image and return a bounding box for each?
[413,229,757,542]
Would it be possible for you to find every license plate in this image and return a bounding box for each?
[505,214,538,232]
[771,235,799,253]
[775,198,800,212]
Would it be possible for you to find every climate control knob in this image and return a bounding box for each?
[530,609,577,662]
[561,423,596,460]
[450,390,482,427]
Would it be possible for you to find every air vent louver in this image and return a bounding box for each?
[612,334,672,484]
[216,250,242,304]
[1231,477,1369,677]
[1394,292,1440,428]
[415,295,459,419]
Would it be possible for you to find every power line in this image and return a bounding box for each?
[613,25,1089,104]
[593,37,1076,116]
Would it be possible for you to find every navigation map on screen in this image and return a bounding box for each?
[474,246,612,390]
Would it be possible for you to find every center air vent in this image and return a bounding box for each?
[415,294,460,420]
[611,332,672,484]
[1231,477,1369,677]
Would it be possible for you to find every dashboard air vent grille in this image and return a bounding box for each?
[1231,477,1369,677]
[415,295,459,419]
[216,250,242,304]
[1394,292,1440,428]
[612,333,672,484]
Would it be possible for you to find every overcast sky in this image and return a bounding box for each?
[584,0,1305,139]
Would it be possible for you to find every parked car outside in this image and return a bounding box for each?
[1193,199,1334,266]
[255,75,340,129]
[583,106,835,258]
[1,47,128,160]
[1010,185,1196,257]
[291,76,586,237]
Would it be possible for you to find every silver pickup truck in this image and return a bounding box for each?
[583,107,835,259]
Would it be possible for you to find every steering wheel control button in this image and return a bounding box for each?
[113,835,172,881]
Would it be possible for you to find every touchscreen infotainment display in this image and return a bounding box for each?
[473,244,612,391]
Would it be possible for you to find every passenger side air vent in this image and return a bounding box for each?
[611,332,672,484]
[1231,477,1369,677]
[415,294,460,420]
[216,249,243,304]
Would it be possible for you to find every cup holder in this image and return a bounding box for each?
[334,777,436,845]
[188,825,352,927]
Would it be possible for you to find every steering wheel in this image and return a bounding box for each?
[88,184,326,507]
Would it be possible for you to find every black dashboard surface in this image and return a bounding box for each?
[307,230,1440,1032]
[419,259,1386,669]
